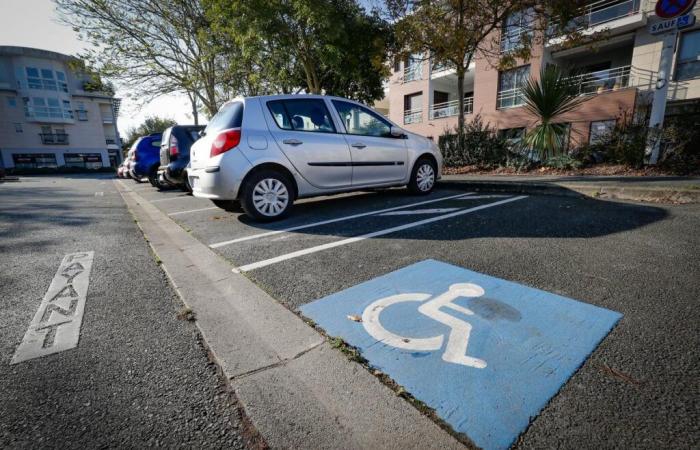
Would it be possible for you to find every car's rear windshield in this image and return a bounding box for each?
[205,101,243,134]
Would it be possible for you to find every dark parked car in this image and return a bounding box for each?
[157,125,204,192]
[128,133,163,186]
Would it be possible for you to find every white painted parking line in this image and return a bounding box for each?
[168,206,219,216]
[147,196,194,203]
[210,192,473,249]
[234,196,527,272]
[12,252,95,364]
[94,191,104,197]
[456,195,512,199]
[379,208,460,216]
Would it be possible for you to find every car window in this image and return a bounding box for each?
[332,100,392,137]
[206,101,244,134]
[150,139,161,147]
[267,99,336,133]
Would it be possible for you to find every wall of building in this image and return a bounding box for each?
[0,46,121,169]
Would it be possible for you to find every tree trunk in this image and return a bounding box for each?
[188,91,199,125]
[457,67,465,133]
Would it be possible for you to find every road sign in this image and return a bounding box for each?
[649,13,696,34]
[655,0,696,19]
[301,260,622,450]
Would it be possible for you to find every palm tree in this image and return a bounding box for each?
[521,65,587,160]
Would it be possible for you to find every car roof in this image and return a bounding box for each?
[224,94,368,107]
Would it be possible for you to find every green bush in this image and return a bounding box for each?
[438,115,511,168]
[543,154,583,170]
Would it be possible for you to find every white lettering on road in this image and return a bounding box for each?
[11,252,95,364]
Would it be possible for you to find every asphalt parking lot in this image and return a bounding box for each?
[123,177,699,448]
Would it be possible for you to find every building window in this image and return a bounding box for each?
[12,153,58,169]
[7,96,17,107]
[76,101,88,121]
[501,9,534,53]
[499,127,526,145]
[589,120,616,144]
[25,97,73,119]
[64,153,103,169]
[14,123,23,133]
[676,30,700,81]
[56,71,68,92]
[403,92,423,124]
[26,67,42,89]
[403,54,422,82]
[497,65,530,109]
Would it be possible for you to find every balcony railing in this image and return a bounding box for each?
[106,137,117,145]
[102,114,114,123]
[570,65,631,95]
[39,133,69,145]
[403,108,423,124]
[403,65,422,83]
[497,88,526,109]
[429,97,474,120]
[549,0,641,36]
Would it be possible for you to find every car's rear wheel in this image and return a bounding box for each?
[211,199,242,212]
[408,157,436,195]
[148,166,159,187]
[181,172,192,193]
[241,170,293,222]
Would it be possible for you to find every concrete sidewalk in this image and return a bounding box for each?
[440,174,700,204]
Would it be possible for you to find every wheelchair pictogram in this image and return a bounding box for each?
[361,283,487,368]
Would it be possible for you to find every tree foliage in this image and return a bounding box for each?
[206,0,393,103]
[122,115,176,150]
[386,0,593,131]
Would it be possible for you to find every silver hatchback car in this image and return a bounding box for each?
[188,95,442,221]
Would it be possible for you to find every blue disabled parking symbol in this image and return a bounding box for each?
[300,259,622,450]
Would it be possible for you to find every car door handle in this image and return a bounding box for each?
[283,139,303,146]
[350,142,367,149]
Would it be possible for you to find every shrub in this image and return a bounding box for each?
[543,154,583,170]
[438,115,511,168]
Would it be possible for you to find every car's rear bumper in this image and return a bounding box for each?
[189,151,252,200]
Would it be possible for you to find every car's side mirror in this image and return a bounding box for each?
[390,126,405,138]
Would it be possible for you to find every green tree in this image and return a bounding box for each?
[386,0,592,132]
[521,65,586,159]
[207,0,393,103]
[122,115,177,150]
[55,0,238,121]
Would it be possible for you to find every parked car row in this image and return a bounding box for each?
[117,94,443,221]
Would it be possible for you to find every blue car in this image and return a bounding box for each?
[127,133,163,185]
[157,125,204,192]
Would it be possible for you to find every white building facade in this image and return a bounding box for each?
[0,46,122,170]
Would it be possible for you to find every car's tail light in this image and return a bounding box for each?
[169,135,179,157]
[210,129,241,158]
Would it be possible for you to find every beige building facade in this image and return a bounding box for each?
[388,0,700,148]
[0,46,122,170]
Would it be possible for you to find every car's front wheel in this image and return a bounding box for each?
[241,170,293,222]
[408,157,436,195]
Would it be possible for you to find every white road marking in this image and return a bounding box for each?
[12,252,95,364]
[210,192,473,249]
[379,208,460,216]
[169,206,219,216]
[94,192,104,197]
[147,196,194,203]
[456,195,512,199]
[234,196,526,272]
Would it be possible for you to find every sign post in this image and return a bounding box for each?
[645,0,697,164]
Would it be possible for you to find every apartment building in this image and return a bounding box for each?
[388,0,700,148]
[0,46,122,170]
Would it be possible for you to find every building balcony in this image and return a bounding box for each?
[547,0,645,46]
[39,133,69,145]
[497,88,526,109]
[102,114,114,123]
[571,65,631,95]
[429,97,474,120]
[403,108,423,124]
[403,65,423,83]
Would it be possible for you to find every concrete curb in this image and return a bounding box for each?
[114,180,465,450]
[439,179,700,204]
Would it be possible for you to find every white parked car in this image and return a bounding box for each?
[188,95,442,221]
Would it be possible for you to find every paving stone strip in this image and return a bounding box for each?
[115,180,465,450]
